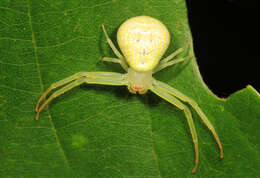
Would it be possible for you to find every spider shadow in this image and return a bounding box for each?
[79,82,163,109]
[80,84,138,103]
[46,84,132,116]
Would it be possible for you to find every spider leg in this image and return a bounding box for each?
[36,72,126,113]
[36,78,85,120]
[161,40,192,64]
[101,57,121,63]
[153,56,191,74]
[154,79,223,160]
[101,57,128,71]
[160,46,185,63]
[36,75,128,120]
[102,24,128,70]
[150,85,199,174]
[153,40,192,73]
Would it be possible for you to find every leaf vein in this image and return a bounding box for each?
[26,0,70,168]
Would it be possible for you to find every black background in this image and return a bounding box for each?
[186,0,258,97]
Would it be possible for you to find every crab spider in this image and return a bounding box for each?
[35,16,223,173]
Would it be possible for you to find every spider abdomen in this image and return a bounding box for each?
[117,16,170,72]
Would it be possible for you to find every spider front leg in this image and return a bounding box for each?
[101,24,128,71]
[36,72,127,120]
[36,72,86,112]
[150,85,199,173]
[35,72,125,112]
[154,80,224,160]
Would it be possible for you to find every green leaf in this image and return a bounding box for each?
[1,0,259,177]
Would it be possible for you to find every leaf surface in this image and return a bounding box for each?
[0,0,259,177]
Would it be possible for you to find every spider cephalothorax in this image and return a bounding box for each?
[127,68,152,94]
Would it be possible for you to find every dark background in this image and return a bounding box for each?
[186,0,258,98]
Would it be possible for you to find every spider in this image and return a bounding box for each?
[35,16,223,173]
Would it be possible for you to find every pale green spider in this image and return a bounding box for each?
[35,16,223,173]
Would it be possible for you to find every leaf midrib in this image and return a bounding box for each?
[27,0,70,168]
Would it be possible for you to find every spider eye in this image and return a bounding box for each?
[133,85,144,91]
[130,85,147,94]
